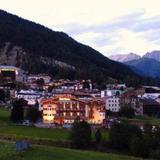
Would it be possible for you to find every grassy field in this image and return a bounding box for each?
[0,125,70,141]
[0,108,143,160]
[0,107,70,141]
[2,107,160,143]
[0,107,108,142]
[0,107,10,122]
[0,141,142,160]
[121,116,160,126]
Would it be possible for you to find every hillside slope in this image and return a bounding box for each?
[125,58,160,78]
[143,50,160,62]
[0,10,143,83]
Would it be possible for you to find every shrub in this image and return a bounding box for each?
[119,105,135,118]
[70,120,91,149]
[150,149,160,160]
[130,136,150,158]
[10,99,24,122]
[26,107,40,123]
[109,122,142,150]
[95,129,102,144]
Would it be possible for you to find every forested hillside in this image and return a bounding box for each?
[0,10,153,85]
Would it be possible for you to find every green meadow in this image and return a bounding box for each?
[0,107,108,142]
[0,141,142,160]
[0,107,143,160]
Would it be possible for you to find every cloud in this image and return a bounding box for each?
[54,11,144,35]
[141,29,160,43]
[1,0,160,56]
[55,11,160,56]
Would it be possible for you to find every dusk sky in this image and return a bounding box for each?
[1,0,160,57]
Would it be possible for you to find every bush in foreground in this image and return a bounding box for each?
[26,107,40,123]
[70,120,91,149]
[95,129,102,144]
[109,122,142,150]
[119,104,135,118]
[10,99,24,122]
[130,136,150,158]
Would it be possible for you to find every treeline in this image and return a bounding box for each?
[109,122,160,159]
[70,120,160,159]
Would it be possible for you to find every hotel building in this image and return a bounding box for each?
[40,95,105,124]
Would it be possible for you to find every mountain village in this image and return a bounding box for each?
[0,65,160,129]
[1,4,160,159]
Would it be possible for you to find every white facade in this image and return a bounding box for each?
[105,96,120,112]
[15,90,43,105]
[101,89,125,97]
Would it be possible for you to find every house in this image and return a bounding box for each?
[142,93,160,99]
[40,95,105,124]
[141,98,160,116]
[83,89,101,98]
[52,89,96,100]
[73,91,93,100]
[106,84,126,89]
[120,89,144,116]
[105,96,120,112]
[26,74,52,90]
[59,81,83,90]
[144,86,160,93]
[52,89,74,97]
[15,89,44,106]
[0,65,25,82]
[41,95,88,124]
[27,74,51,84]
[101,89,125,97]
[155,95,160,103]
[87,98,105,124]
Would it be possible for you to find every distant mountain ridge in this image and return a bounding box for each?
[0,10,143,84]
[110,51,160,78]
[109,53,141,62]
[125,58,160,78]
[143,50,160,62]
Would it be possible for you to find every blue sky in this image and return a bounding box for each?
[1,0,160,57]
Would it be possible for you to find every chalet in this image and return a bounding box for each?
[40,95,105,124]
